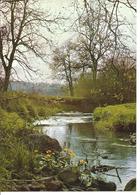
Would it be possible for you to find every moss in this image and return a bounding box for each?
[93,103,136,132]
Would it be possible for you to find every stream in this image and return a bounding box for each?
[35,112,136,191]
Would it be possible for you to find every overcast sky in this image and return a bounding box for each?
[12,0,136,84]
[13,0,77,83]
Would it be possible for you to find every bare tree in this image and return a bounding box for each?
[73,0,135,87]
[0,63,4,90]
[50,42,79,96]
[98,48,136,103]
[107,0,136,13]
[0,0,60,91]
[73,0,119,86]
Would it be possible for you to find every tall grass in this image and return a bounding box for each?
[0,91,89,191]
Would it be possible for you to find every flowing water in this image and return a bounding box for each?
[35,112,136,191]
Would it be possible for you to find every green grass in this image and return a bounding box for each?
[0,92,62,190]
[0,91,94,190]
[0,107,25,136]
[93,103,136,132]
[0,91,136,190]
[0,91,93,138]
[0,92,95,118]
[0,92,64,121]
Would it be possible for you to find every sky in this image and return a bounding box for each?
[12,0,77,83]
[12,0,136,84]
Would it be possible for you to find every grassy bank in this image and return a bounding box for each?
[0,92,136,191]
[0,92,59,190]
[0,92,96,120]
[0,92,63,122]
[0,91,95,191]
[93,103,136,132]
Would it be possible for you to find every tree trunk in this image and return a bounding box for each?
[3,67,11,92]
[92,69,97,88]
[69,83,74,96]
[69,86,74,96]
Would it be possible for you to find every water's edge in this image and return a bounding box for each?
[35,112,136,191]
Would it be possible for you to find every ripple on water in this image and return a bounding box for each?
[35,112,136,191]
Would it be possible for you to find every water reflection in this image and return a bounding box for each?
[39,113,136,191]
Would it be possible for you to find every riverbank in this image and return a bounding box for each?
[93,103,136,132]
[0,92,96,119]
[0,92,136,191]
[0,92,95,191]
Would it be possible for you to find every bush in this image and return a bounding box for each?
[93,103,136,132]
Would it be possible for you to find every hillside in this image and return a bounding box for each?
[10,81,64,96]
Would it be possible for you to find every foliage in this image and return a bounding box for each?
[34,148,98,187]
[74,74,94,98]
[0,92,63,190]
[35,148,76,172]
[0,136,38,186]
[93,103,136,132]
[0,91,136,191]
[0,92,62,121]
[0,107,25,136]
[11,142,31,172]
[0,91,94,191]
[95,58,136,104]
[74,56,136,105]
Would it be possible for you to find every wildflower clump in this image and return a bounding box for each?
[62,147,76,158]
[36,148,76,173]
[31,147,98,188]
[79,160,87,165]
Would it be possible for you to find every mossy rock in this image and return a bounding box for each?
[124,178,136,191]
[25,134,62,153]
[92,180,116,191]
[58,167,80,185]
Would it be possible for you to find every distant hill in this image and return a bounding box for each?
[10,81,64,96]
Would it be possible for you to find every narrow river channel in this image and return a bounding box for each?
[35,112,136,191]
